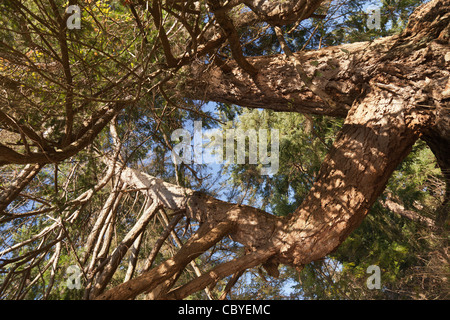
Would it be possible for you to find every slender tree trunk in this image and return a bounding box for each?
[95,221,235,300]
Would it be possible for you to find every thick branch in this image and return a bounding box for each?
[181,38,390,117]
[0,102,127,166]
[208,0,258,76]
[272,86,430,266]
[181,0,449,119]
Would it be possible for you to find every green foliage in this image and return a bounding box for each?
[219,108,342,215]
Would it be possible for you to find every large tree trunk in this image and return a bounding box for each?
[272,86,429,266]
[94,0,449,299]
[95,83,427,299]
[182,0,450,219]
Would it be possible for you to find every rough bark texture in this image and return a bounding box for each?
[2,0,449,300]
[181,0,450,229]
[272,87,430,266]
[95,0,449,299]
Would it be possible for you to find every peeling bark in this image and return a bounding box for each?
[0,102,127,166]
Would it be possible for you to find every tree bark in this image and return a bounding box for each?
[95,0,449,299]
[0,163,43,213]
[180,0,449,121]
[96,86,427,297]
[0,102,127,166]
[272,86,430,267]
[94,221,235,300]
[2,0,448,300]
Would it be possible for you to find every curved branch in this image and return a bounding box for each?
[0,163,43,213]
[165,246,276,300]
[94,221,235,300]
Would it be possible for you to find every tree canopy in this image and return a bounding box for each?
[0,0,448,300]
